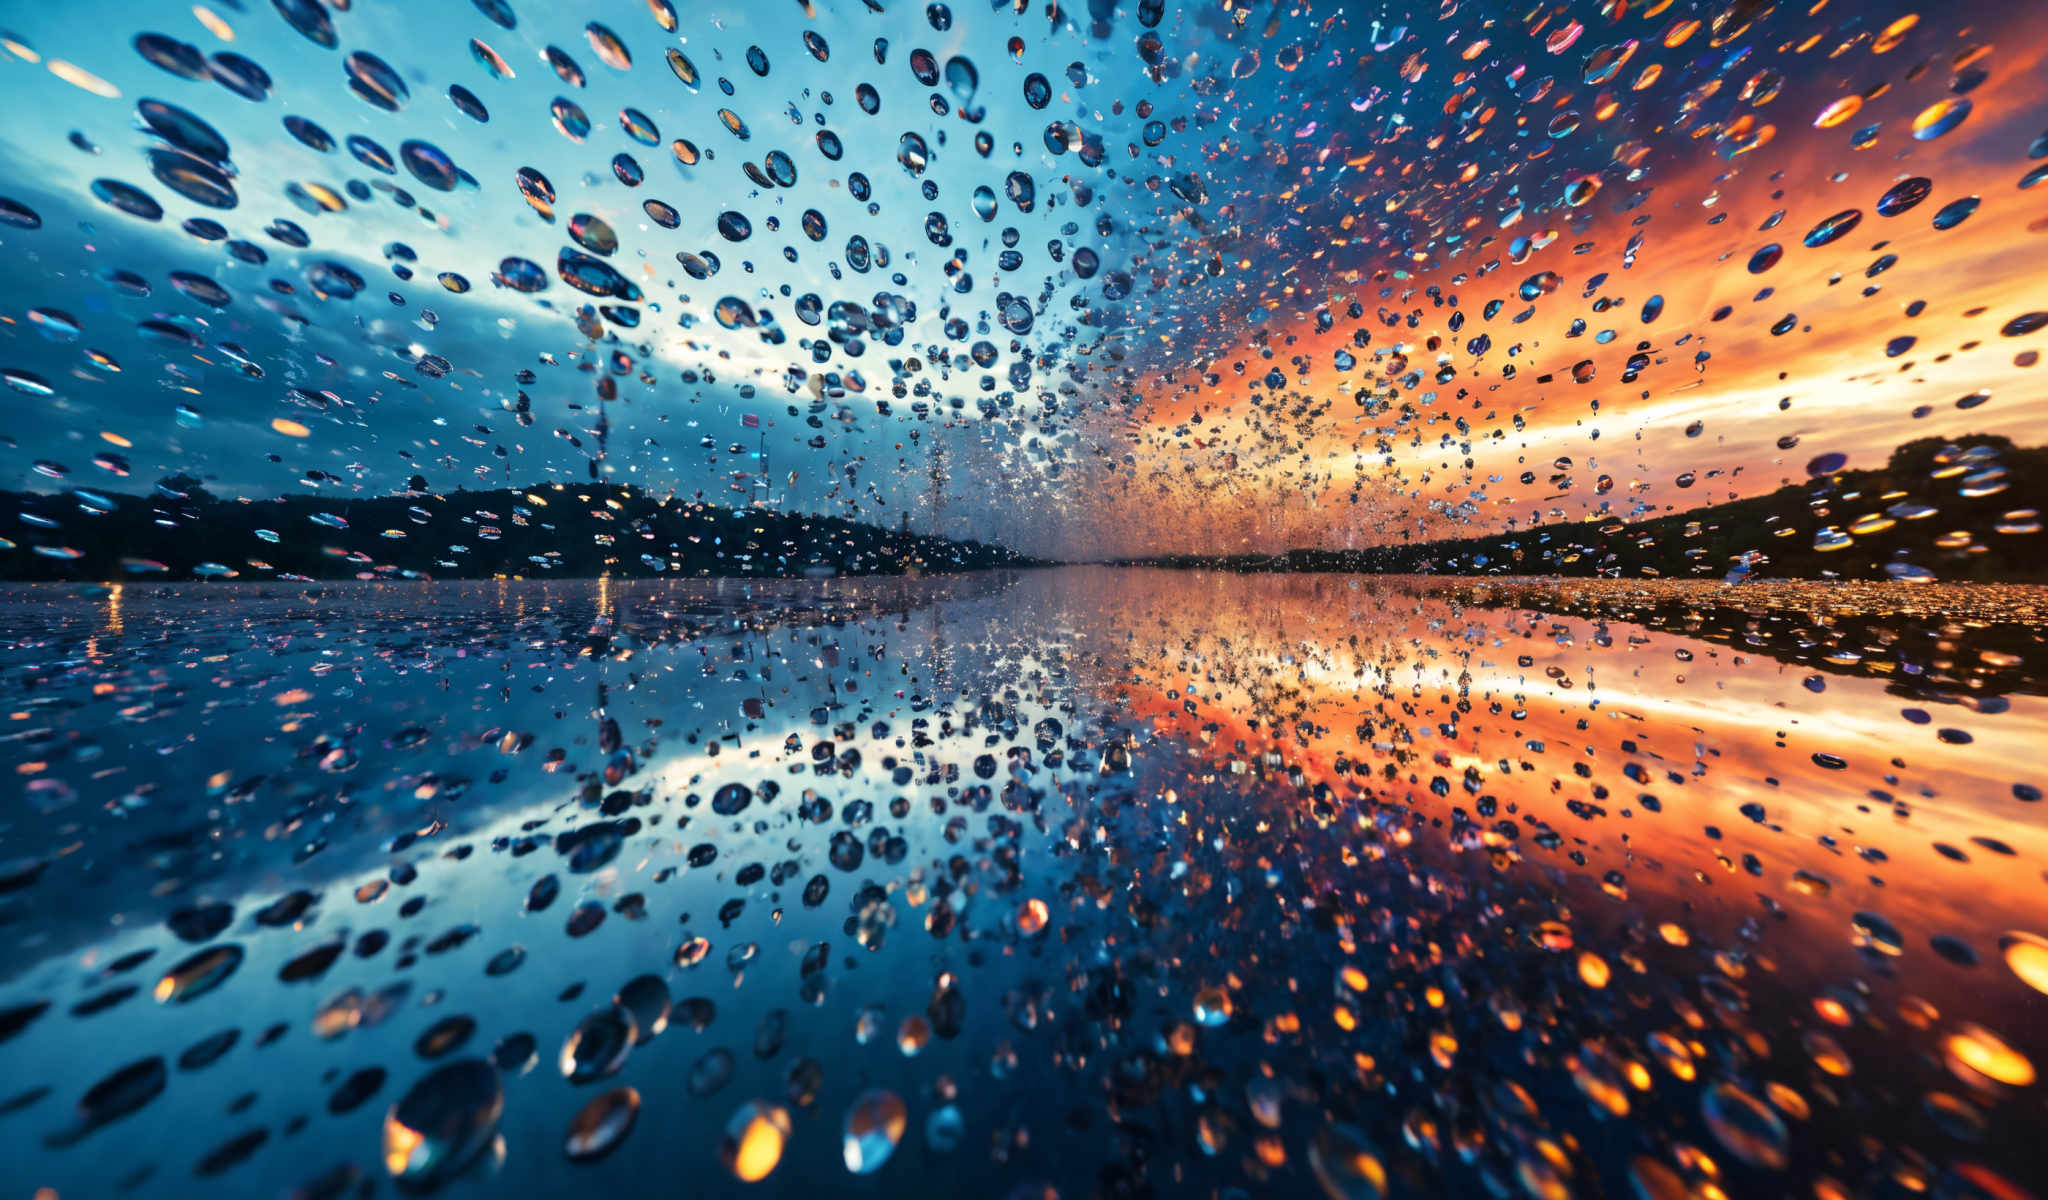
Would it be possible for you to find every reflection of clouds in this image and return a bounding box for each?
[1067,569,2048,977]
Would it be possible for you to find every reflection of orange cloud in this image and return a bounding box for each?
[1086,16,2048,558]
[1063,568,2048,1023]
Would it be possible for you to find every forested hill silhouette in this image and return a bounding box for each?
[0,480,1034,582]
[1126,435,2048,582]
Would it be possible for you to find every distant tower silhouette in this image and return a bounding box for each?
[749,429,774,509]
[926,442,947,537]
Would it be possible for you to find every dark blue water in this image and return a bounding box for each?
[4,572,2046,1198]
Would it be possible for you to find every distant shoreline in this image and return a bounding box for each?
[0,481,1039,583]
[6,435,2037,584]
[1105,434,2048,584]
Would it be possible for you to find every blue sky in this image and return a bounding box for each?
[8,0,2014,562]
[0,0,1204,548]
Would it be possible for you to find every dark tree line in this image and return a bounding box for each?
[0,481,1036,582]
[1122,436,2048,582]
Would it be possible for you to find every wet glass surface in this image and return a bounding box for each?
[4,0,2048,1193]
[5,570,2046,1197]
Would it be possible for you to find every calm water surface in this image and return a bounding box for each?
[2,570,2044,1199]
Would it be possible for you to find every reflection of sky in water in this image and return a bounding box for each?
[4,571,2047,1197]
[0,574,1022,955]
